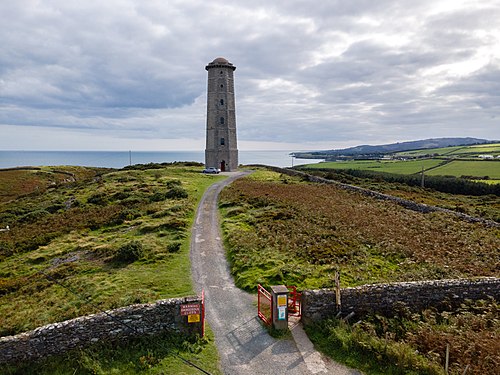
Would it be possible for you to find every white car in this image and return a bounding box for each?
[202,167,221,174]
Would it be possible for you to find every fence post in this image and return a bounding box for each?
[445,343,450,373]
[335,271,341,311]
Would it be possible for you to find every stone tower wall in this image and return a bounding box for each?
[205,58,238,171]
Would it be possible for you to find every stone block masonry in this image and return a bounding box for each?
[301,278,500,324]
[0,296,203,365]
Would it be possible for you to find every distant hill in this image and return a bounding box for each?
[294,137,495,158]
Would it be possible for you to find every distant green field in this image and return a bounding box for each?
[427,160,500,179]
[468,143,500,154]
[396,143,500,157]
[397,146,464,156]
[303,158,500,182]
[306,159,444,174]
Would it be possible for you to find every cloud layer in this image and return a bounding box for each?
[1,0,499,150]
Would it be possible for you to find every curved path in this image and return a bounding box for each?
[190,172,360,375]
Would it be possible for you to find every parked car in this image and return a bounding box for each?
[202,167,221,174]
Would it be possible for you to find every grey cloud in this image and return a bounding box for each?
[1,0,499,150]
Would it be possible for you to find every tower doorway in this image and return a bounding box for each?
[220,161,226,172]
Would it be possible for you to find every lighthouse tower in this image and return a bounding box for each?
[205,57,238,172]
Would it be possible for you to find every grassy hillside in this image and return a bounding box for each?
[0,163,222,374]
[220,170,499,290]
[0,166,110,203]
[219,169,499,374]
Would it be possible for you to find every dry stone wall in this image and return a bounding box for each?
[0,296,202,365]
[301,278,500,324]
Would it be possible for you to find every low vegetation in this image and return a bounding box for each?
[307,299,499,375]
[220,170,499,290]
[219,169,499,373]
[0,163,222,373]
[295,168,500,222]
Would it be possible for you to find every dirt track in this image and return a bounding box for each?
[190,171,360,374]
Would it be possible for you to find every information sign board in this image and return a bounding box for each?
[277,295,287,307]
[180,304,201,316]
[188,314,201,323]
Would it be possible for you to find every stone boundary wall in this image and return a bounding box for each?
[301,278,500,324]
[0,296,202,365]
[248,165,500,228]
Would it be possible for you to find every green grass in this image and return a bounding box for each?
[396,143,500,157]
[219,169,499,374]
[426,160,500,179]
[306,299,498,375]
[0,163,224,372]
[302,158,500,184]
[305,319,444,375]
[396,145,466,157]
[305,159,444,174]
[219,170,499,291]
[0,165,226,336]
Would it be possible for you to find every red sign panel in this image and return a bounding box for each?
[180,303,201,316]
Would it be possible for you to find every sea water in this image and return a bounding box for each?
[0,150,321,169]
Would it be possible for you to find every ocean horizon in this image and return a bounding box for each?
[0,150,322,169]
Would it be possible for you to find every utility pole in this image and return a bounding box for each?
[421,166,425,188]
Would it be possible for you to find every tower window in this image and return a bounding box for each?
[220,99,224,105]
[220,117,224,124]
[220,84,224,88]
[220,137,225,145]
[220,71,223,74]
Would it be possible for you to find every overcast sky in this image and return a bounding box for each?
[1,0,499,151]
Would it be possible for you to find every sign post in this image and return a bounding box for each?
[180,303,202,327]
[270,285,289,330]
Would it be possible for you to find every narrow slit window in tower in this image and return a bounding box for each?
[220,117,224,124]
[220,137,225,145]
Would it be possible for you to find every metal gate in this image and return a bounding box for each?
[258,284,301,325]
[287,285,302,318]
[257,284,272,325]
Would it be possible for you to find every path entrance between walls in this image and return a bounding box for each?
[190,171,361,375]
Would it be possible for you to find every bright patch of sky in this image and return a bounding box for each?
[0,0,499,151]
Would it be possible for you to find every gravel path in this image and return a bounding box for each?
[190,172,361,375]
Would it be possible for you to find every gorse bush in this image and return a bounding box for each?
[167,241,182,253]
[18,209,50,224]
[114,241,144,262]
[165,186,188,199]
[165,179,182,188]
[87,192,108,206]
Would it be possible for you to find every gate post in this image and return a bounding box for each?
[270,285,289,330]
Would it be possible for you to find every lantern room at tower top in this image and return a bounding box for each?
[204,57,238,172]
[205,57,236,71]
